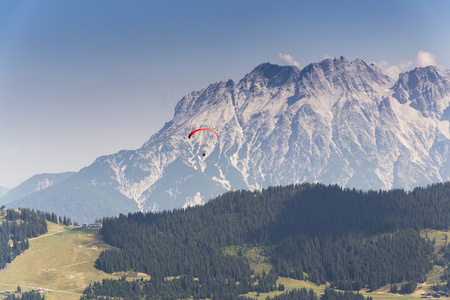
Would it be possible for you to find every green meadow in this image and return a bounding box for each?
[0,222,133,300]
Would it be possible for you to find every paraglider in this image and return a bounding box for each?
[188,128,218,139]
[188,128,218,157]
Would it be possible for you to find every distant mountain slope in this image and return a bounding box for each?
[0,186,8,199]
[9,57,450,222]
[9,172,138,224]
[1,172,75,205]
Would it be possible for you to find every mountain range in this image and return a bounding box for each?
[0,172,74,206]
[2,56,450,223]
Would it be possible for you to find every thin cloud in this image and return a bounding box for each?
[379,61,401,79]
[278,52,300,68]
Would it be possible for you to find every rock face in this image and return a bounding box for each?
[9,57,450,222]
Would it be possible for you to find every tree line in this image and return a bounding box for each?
[85,182,450,298]
[82,271,279,300]
[5,207,74,226]
[4,291,45,300]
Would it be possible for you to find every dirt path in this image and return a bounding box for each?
[31,227,75,240]
[0,282,82,296]
[60,260,95,268]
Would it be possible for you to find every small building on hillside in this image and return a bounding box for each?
[83,223,102,229]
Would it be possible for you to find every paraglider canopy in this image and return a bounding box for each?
[188,128,218,139]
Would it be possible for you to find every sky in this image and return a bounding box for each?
[1,0,449,189]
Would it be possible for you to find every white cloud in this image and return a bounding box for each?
[378,51,439,79]
[416,50,437,67]
[278,52,300,68]
[384,66,402,79]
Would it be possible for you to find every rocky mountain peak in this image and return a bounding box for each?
[240,62,301,87]
[173,81,233,122]
[8,57,450,223]
[392,65,450,118]
[395,65,447,91]
[301,57,391,85]
[294,57,392,109]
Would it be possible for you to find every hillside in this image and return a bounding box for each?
[80,182,450,299]
[8,57,450,223]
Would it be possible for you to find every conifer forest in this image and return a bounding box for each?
[81,182,450,299]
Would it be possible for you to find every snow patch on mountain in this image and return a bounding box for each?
[36,178,54,191]
[182,192,204,209]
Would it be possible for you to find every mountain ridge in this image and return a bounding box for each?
[0,172,75,205]
[7,57,450,222]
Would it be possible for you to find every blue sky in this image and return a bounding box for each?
[1,0,449,188]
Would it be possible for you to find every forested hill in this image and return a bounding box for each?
[0,208,48,270]
[88,182,450,299]
[0,207,76,273]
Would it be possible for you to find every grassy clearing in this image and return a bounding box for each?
[420,229,450,288]
[241,276,333,300]
[223,245,273,275]
[421,229,450,258]
[224,245,329,299]
[0,221,118,300]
